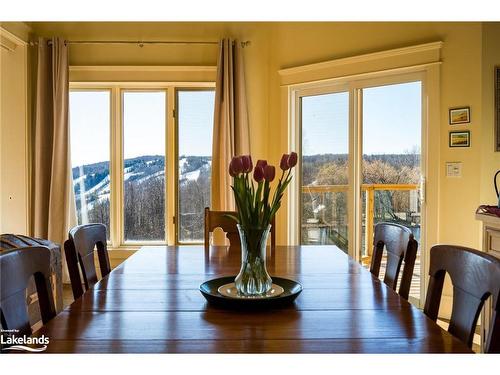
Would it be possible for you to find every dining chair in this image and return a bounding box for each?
[0,246,56,336]
[204,207,276,254]
[370,222,418,300]
[64,223,110,300]
[424,245,500,353]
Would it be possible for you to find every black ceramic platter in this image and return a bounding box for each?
[199,276,302,309]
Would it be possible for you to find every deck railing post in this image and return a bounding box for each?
[365,186,375,258]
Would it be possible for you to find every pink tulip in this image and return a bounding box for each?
[229,156,244,176]
[287,152,298,168]
[264,165,276,182]
[280,154,290,170]
[241,155,253,173]
[253,165,265,182]
[256,159,267,169]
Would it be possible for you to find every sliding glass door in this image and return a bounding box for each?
[297,73,425,305]
[359,80,423,303]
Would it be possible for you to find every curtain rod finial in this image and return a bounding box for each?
[240,40,251,48]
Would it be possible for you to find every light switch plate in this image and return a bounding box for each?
[446,162,462,177]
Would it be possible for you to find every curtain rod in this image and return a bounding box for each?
[30,40,251,47]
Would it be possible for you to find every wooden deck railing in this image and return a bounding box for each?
[302,183,419,257]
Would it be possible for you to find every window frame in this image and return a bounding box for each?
[69,81,215,249]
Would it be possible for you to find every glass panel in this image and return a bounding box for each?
[300,92,349,253]
[177,90,215,243]
[123,91,166,241]
[69,91,111,239]
[361,81,422,300]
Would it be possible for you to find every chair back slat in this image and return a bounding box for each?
[204,207,276,254]
[449,287,484,346]
[488,311,500,353]
[1,292,31,335]
[424,245,500,352]
[204,207,241,251]
[398,237,418,300]
[370,222,418,299]
[0,246,56,336]
[65,224,110,300]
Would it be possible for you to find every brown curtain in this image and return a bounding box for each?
[211,39,250,211]
[32,37,76,249]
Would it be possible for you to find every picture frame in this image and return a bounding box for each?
[449,107,470,125]
[495,66,500,151]
[449,131,470,148]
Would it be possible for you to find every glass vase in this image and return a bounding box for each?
[235,224,273,296]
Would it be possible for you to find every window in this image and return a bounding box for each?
[123,91,166,242]
[69,90,111,239]
[69,83,214,247]
[177,90,215,243]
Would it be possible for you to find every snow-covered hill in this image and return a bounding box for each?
[72,155,211,208]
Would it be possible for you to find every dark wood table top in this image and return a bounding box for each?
[34,245,472,353]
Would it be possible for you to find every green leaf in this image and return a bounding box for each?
[223,213,240,223]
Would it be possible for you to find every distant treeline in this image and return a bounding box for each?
[303,153,420,167]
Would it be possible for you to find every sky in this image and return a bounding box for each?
[70,91,110,167]
[178,91,215,157]
[70,81,421,167]
[302,81,421,156]
[123,91,166,159]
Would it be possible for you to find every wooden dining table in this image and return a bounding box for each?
[34,245,472,353]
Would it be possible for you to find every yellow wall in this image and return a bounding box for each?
[480,22,500,207]
[3,21,499,255]
[0,24,30,234]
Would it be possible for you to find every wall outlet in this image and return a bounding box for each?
[446,162,462,177]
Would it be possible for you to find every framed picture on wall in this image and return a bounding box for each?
[449,131,470,148]
[449,107,470,125]
[495,67,500,151]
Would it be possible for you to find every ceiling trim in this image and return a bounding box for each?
[0,27,28,52]
[278,41,444,77]
[69,65,216,73]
